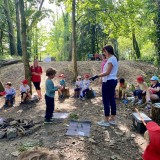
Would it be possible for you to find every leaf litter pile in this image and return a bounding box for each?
[0,60,157,160]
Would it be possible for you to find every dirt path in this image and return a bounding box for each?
[0,61,156,160]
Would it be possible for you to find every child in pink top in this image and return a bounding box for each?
[99,54,107,83]
[101,53,107,71]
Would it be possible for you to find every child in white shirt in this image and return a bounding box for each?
[20,79,31,103]
[80,74,90,99]
[74,75,83,98]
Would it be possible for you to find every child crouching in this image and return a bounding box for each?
[118,78,127,99]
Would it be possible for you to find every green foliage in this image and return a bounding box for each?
[0,0,159,65]
[69,113,79,120]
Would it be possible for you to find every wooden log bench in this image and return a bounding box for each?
[58,87,70,98]
[151,103,160,125]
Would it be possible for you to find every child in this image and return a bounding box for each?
[74,75,83,98]
[143,121,160,160]
[118,78,127,99]
[99,53,107,84]
[20,79,31,103]
[58,74,66,98]
[45,68,60,123]
[80,74,90,100]
[3,82,16,107]
[132,76,148,104]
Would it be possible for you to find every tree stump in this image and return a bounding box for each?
[0,81,4,92]
[58,87,70,97]
[151,103,160,125]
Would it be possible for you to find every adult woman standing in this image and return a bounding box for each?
[30,59,43,99]
[90,45,118,127]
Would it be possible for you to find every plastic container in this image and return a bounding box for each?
[132,112,152,133]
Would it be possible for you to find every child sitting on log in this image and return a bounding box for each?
[132,76,148,104]
[58,74,66,98]
[20,79,32,103]
[80,74,90,100]
[3,82,16,107]
[74,75,83,98]
[117,78,127,99]
[145,76,160,109]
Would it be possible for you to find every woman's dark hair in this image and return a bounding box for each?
[103,45,114,55]
[102,45,119,61]
[102,53,106,58]
[120,78,125,83]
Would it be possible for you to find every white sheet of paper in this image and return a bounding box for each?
[78,131,85,136]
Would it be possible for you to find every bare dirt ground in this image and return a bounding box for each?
[0,60,157,160]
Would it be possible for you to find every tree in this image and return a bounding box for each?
[14,0,22,56]
[19,0,31,88]
[72,0,78,80]
[3,0,17,55]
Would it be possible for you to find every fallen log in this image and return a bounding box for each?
[0,59,22,67]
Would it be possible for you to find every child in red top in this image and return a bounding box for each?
[30,59,42,99]
[20,79,31,103]
[143,121,160,160]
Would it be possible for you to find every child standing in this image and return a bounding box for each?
[58,74,66,98]
[132,76,148,104]
[20,79,31,103]
[80,74,90,100]
[118,78,127,99]
[74,75,83,98]
[45,68,60,123]
[4,82,16,107]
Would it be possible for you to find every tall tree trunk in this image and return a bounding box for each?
[15,0,22,56]
[0,29,4,55]
[112,39,119,59]
[72,0,78,81]
[156,0,160,73]
[19,0,32,89]
[132,28,141,59]
[4,0,17,56]
[91,24,96,54]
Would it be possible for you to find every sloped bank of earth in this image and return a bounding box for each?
[0,61,156,160]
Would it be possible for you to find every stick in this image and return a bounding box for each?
[135,108,146,126]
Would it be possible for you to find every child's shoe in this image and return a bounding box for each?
[131,98,137,104]
[59,94,64,98]
[44,119,53,124]
[137,99,143,105]
[81,97,85,101]
[145,104,151,110]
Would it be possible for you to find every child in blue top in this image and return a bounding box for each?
[58,74,66,98]
[45,68,60,123]
[4,82,16,107]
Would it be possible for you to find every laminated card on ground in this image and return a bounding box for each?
[66,120,91,137]
[53,113,69,119]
